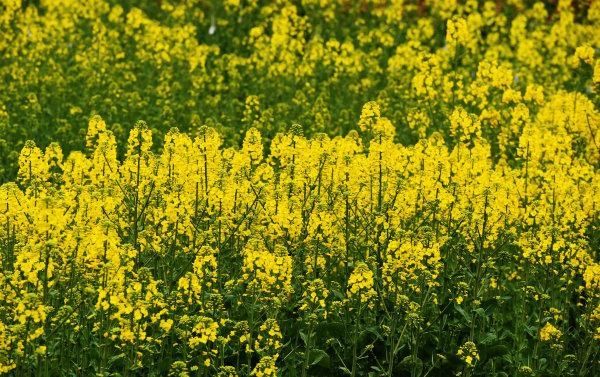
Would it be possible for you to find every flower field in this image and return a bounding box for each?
[0,0,599,376]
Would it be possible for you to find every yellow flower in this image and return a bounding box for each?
[449,107,481,142]
[539,323,562,343]
[574,45,595,66]
[446,17,470,46]
[347,262,376,307]
[358,101,381,133]
[457,341,479,367]
[251,356,277,377]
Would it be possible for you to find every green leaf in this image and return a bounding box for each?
[525,325,537,337]
[479,332,498,345]
[360,325,383,341]
[454,303,472,323]
[474,307,486,318]
[308,349,330,368]
[299,330,308,346]
[331,289,345,299]
[338,366,352,375]
[486,345,509,357]
[398,355,423,375]
[108,352,126,366]
[315,321,345,343]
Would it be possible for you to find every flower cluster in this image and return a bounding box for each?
[457,341,480,367]
[347,262,377,308]
[0,0,599,375]
[539,323,563,343]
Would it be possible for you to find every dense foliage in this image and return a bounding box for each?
[0,0,599,376]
